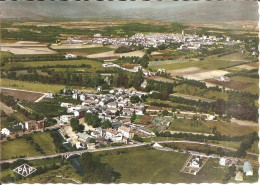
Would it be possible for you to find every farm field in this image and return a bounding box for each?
[205,120,258,137]
[146,98,194,109]
[1,88,44,102]
[184,70,229,81]
[53,46,114,55]
[3,59,103,70]
[174,84,229,100]
[208,140,258,154]
[170,93,215,103]
[31,132,57,155]
[204,78,252,90]
[1,41,56,55]
[0,78,65,93]
[1,138,42,160]
[87,50,145,58]
[168,118,212,134]
[150,53,250,71]
[1,51,14,57]
[229,76,258,94]
[145,76,175,83]
[1,132,58,160]
[21,99,67,117]
[99,148,228,183]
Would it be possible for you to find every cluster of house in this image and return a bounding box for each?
[219,158,254,181]
[77,32,238,50]
[0,120,45,138]
[58,88,156,149]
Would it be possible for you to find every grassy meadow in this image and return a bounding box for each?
[168,118,212,134]
[53,46,114,55]
[205,120,258,137]
[150,53,251,71]
[1,132,57,160]
[0,78,66,93]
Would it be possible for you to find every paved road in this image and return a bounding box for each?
[0,143,148,164]
[1,140,258,164]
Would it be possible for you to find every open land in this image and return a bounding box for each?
[1,41,56,55]
[1,132,57,160]
[0,102,15,115]
[205,121,259,137]
[1,87,44,102]
[0,79,66,93]
[168,119,212,134]
[146,76,175,83]
[99,148,235,183]
[87,50,145,58]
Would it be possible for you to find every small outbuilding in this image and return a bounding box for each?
[243,161,253,176]
[235,171,244,181]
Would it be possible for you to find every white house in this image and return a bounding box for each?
[105,128,118,140]
[60,115,74,123]
[61,102,73,108]
[80,94,87,101]
[118,126,134,139]
[219,158,226,166]
[72,93,80,100]
[1,128,10,135]
[107,102,117,108]
[74,109,86,118]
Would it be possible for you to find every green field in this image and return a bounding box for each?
[206,120,259,137]
[147,98,194,109]
[1,51,14,58]
[150,53,250,71]
[1,138,42,160]
[0,78,66,93]
[168,118,212,134]
[3,59,103,70]
[53,47,114,55]
[99,148,230,183]
[1,112,29,129]
[174,84,229,100]
[32,132,57,155]
[18,164,81,183]
[1,132,57,160]
[229,76,259,94]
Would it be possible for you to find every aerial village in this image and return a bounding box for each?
[66,31,239,50]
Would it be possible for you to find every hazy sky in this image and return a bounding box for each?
[1,0,258,23]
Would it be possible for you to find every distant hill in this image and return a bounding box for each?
[1,1,258,23]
